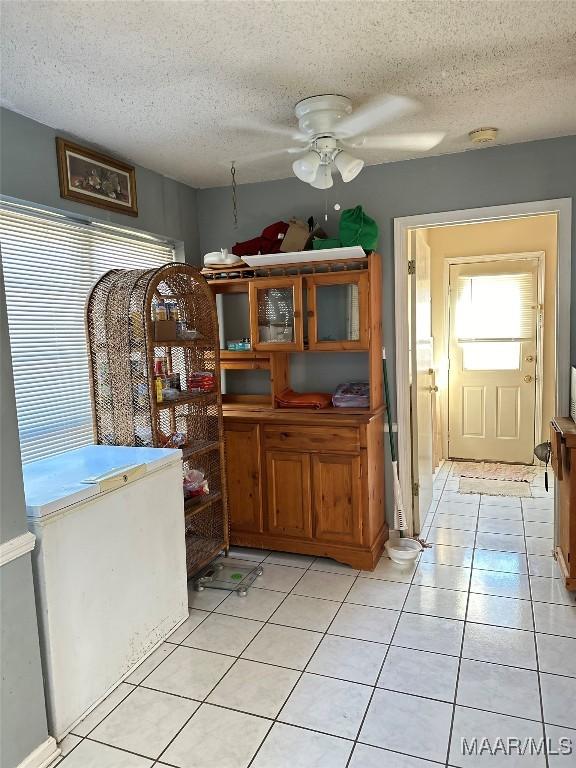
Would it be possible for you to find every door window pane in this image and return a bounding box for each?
[455,273,535,341]
[462,341,521,371]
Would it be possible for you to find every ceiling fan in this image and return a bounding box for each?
[239,94,445,188]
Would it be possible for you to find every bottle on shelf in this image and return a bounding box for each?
[155,376,163,403]
[155,301,168,321]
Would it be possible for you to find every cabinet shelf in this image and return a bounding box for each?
[219,350,269,359]
[153,339,216,348]
[184,492,222,518]
[155,390,217,409]
[181,440,221,460]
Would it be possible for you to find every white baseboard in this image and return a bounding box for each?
[0,531,35,567]
[16,737,60,768]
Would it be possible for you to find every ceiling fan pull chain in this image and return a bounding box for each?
[230,161,238,228]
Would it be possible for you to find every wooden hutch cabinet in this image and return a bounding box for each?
[203,250,387,570]
[550,417,576,590]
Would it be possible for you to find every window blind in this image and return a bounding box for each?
[454,272,536,343]
[0,203,175,463]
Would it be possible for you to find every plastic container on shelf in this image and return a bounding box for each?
[183,469,209,499]
[226,339,251,351]
[332,381,370,408]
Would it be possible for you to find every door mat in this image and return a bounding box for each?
[454,461,536,483]
[458,477,533,497]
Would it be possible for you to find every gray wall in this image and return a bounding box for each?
[197,134,576,413]
[0,265,49,768]
[0,108,201,263]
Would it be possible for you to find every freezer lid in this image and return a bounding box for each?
[24,445,182,518]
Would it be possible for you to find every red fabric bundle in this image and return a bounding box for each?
[232,221,289,257]
[275,388,332,409]
[260,221,289,252]
[232,236,264,257]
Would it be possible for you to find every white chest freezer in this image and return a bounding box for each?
[23,444,188,740]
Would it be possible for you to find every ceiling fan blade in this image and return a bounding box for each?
[228,146,306,166]
[343,131,446,152]
[335,94,419,138]
[229,117,308,142]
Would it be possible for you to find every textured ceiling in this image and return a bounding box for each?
[1,0,576,188]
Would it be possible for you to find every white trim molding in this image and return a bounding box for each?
[0,530,36,567]
[394,198,572,535]
[16,737,60,768]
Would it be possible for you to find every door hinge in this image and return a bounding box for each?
[413,481,419,497]
[408,260,416,275]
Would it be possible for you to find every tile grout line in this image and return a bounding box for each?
[245,554,378,767]
[443,488,480,768]
[153,554,317,766]
[342,535,427,766]
[59,637,186,764]
[521,494,551,768]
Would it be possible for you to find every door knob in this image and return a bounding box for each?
[428,385,439,392]
[524,375,533,383]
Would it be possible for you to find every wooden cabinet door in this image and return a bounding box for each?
[249,277,304,351]
[312,454,362,545]
[224,421,263,534]
[306,271,369,350]
[265,451,312,538]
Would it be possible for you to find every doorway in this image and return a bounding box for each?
[394,199,571,534]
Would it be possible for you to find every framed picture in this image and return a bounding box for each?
[56,138,138,216]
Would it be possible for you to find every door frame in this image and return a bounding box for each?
[443,251,545,462]
[394,199,572,534]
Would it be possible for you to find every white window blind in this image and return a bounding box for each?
[454,273,536,343]
[0,203,175,463]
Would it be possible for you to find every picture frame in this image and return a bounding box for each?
[56,137,138,216]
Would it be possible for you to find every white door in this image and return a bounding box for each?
[410,230,434,529]
[448,259,538,463]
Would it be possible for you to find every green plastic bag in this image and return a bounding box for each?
[339,206,378,251]
[312,237,341,250]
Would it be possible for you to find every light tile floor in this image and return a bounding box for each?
[56,461,576,767]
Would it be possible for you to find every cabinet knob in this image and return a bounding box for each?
[524,375,533,383]
[307,310,315,317]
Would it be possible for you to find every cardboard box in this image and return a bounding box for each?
[153,320,177,341]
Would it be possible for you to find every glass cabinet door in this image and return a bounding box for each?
[306,272,369,350]
[249,277,303,350]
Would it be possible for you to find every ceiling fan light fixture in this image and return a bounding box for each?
[292,151,321,182]
[309,163,333,189]
[334,150,364,182]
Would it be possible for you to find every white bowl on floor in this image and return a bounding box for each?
[385,537,422,564]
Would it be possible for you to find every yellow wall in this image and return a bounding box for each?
[425,214,557,451]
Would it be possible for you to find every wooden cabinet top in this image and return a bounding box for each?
[552,416,576,447]
[222,403,385,426]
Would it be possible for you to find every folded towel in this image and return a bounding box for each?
[275,388,332,409]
